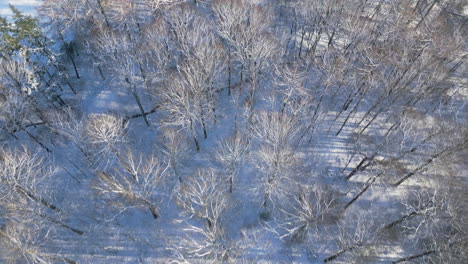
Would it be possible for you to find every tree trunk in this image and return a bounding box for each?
[193,136,200,151]
[16,185,62,213]
[228,45,231,96]
[324,244,361,263]
[67,82,77,94]
[23,128,52,153]
[58,31,80,79]
[229,173,233,193]
[39,213,84,235]
[327,28,336,48]
[298,27,306,58]
[96,0,111,28]
[346,155,374,180]
[392,139,468,187]
[68,49,80,79]
[342,149,357,173]
[129,89,150,127]
[148,206,158,219]
[200,108,208,139]
[415,1,437,29]
[98,66,105,80]
[384,201,433,229]
[190,119,200,151]
[344,175,379,210]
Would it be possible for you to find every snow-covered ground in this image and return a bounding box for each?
[0,1,467,263]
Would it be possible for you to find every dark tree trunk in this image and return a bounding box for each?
[148,206,158,219]
[193,136,200,151]
[98,66,105,80]
[16,185,62,213]
[190,119,200,151]
[39,213,84,235]
[384,200,434,229]
[392,139,467,187]
[69,49,80,79]
[125,77,150,127]
[58,31,80,79]
[392,250,436,263]
[96,0,111,28]
[344,174,381,210]
[298,27,306,58]
[324,244,362,263]
[228,45,232,96]
[346,155,374,180]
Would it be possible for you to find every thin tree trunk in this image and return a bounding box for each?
[262,192,269,208]
[309,23,322,58]
[324,244,362,263]
[342,149,357,172]
[344,173,382,210]
[98,66,105,80]
[190,119,200,151]
[16,186,62,213]
[200,107,208,139]
[127,82,150,127]
[148,205,158,219]
[327,28,336,48]
[385,211,419,230]
[346,155,374,180]
[23,129,52,153]
[298,27,306,58]
[384,200,434,230]
[67,82,77,94]
[38,213,84,235]
[58,30,80,79]
[415,1,437,29]
[228,45,232,96]
[193,136,200,151]
[393,139,468,187]
[96,0,111,28]
[69,49,80,79]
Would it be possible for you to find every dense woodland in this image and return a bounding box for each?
[0,0,467,263]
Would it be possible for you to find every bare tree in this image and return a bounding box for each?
[176,168,228,227]
[213,0,278,105]
[324,211,379,263]
[0,221,76,264]
[215,131,250,193]
[175,199,234,262]
[0,147,57,215]
[276,186,337,243]
[160,73,203,151]
[0,92,33,139]
[0,146,84,236]
[236,9,278,106]
[0,57,45,120]
[173,168,240,262]
[93,28,152,126]
[39,0,106,64]
[386,184,466,263]
[84,113,127,169]
[161,127,190,183]
[251,110,301,210]
[162,6,225,138]
[212,0,249,96]
[393,126,467,187]
[95,150,168,219]
[0,222,52,264]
